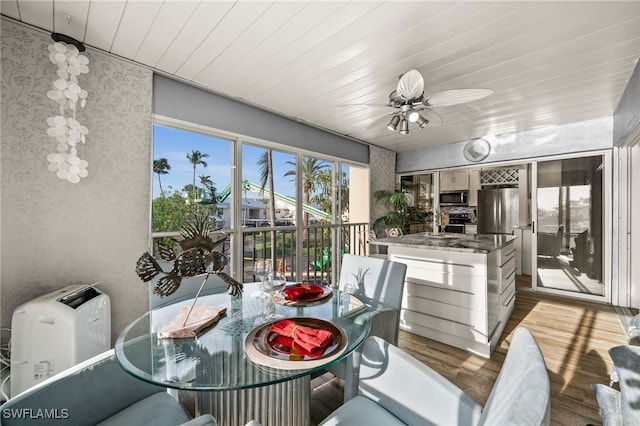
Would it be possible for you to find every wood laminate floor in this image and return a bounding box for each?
[310,276,629,426]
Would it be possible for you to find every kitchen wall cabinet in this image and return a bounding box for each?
[440,170,469,191]
[468,169,481,206]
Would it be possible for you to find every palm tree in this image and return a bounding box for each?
[153,158,171,197]
[258,150,276,263]
[312,168,349,217]
[199,175,215,201]
[186,150,209,202]
[284,157,329,237]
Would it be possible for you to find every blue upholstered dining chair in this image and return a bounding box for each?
[320,328,551,426]
[0,349,217,426]
[326,253,407,402]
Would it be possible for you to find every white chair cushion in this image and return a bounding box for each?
[358,337,482,425]
[318,395,405,426]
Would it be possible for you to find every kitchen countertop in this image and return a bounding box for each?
[373,232,517,253]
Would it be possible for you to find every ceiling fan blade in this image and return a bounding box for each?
[396,69,424,101]
[340,103,391,108]
[424,88,493,107]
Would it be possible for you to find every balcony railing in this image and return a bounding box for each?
[151,222,370,287]
[240,222,370,285]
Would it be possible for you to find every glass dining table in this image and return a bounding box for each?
[115,282,371,426]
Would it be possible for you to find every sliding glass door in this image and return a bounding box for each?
[532,153,609,299]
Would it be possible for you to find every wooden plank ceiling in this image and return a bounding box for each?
[2,1,639,152]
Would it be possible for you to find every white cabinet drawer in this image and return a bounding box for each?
[501,280,516,305]
[499,258,516,293]
[404,280,487,311]
[404,268,488,295]
[391,249,487,277]
[400,309,489,342]
[500,243,516,266]
[500,290,516,320]
[401,296,488,330]
[502,256,516,279]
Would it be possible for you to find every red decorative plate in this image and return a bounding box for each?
[244,317,347,369]
[273,284,333,306]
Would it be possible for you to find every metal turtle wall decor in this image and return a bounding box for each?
[135,212,243,298]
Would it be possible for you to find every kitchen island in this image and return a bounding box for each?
[373,232,517,358]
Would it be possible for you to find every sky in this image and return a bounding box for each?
[152,124,300,199]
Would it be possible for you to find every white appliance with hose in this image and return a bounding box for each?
[10,284,110,397]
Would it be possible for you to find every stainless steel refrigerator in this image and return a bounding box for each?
[477,188,519,234]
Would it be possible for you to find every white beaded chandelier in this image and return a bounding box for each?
[45,38,89,183]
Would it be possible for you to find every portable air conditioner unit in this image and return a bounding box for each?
[10,284,110,397]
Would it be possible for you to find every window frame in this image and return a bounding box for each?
[151,114,368,285]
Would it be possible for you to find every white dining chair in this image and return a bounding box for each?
[328,253,407,402]
[320,328,551,426]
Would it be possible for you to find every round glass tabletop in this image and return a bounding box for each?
[115,283,370,391]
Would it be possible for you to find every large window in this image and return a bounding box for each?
[152,124,232,233]
[240,144,297,228]
[151,120,369,287]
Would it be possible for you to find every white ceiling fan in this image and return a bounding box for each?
[364,69,493,135]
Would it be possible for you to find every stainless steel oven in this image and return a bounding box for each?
[444,212,472,234]
[444,224,465,233]
[439,191,468,206]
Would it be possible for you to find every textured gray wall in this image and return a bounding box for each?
[396,117,613,173]
[1,20,153,344]
[614,58,640,147]
[368,145,396,226]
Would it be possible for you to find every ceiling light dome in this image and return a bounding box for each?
[407,110,420,123]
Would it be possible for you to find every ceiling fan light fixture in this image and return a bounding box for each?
[399,118,409,135]
[415,114,429,128]
[407,110,420,123]
[387,115,401,131]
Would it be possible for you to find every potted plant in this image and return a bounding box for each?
[372,184,420,236]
